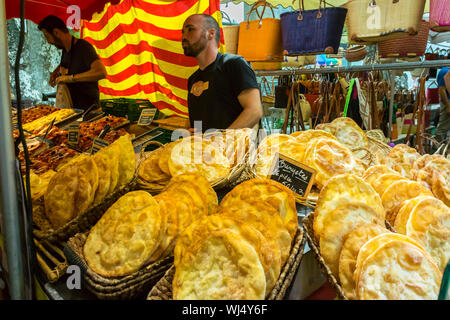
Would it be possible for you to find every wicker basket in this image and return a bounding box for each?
[34,237,68,283]
[147,227,306,300]
[33,176,137,242]
[64,233,173,300]
[302,212,395,300]
[378,20,430,58]
[137,134,252,194]
[367,136,392,164]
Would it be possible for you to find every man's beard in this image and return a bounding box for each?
[53,37,64,50]
[183,35,207,57]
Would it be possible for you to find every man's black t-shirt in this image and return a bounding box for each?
[60,37,101,110]
[187,53,259,132]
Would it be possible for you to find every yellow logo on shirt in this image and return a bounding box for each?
[191,81,209,97]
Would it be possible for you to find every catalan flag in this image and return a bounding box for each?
[81,0,224,118]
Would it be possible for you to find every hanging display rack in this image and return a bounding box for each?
[254,59,450,77]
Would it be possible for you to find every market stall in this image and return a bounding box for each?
[1,0,450,302]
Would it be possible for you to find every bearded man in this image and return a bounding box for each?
[182,14,262,134]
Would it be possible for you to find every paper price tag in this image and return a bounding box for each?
[67,123,80,145]
[138,108,156,126]
[269,153,316,199]
[90,138,110,155]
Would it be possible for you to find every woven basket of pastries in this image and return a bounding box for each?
[65,173,218,299]
[147,178,307,300]
[33,134,137,242]
[303,173,446,300]
[251,130,368,207]
[137,129,255,193]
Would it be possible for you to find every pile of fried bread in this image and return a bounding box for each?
[313,172,448,300]
[254,117,369,190]
[82,177,298,300]
[42,134,135,229]
[137,128,255,188]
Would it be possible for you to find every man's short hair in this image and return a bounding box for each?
[200,14,221,44]
[38,15,69,34]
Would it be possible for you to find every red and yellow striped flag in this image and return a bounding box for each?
[81,0,224,118]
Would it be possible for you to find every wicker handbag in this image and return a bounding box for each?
[221,11,239,54]
[237,0,283,62]
[429,0,450,32]
[344,0,426,44]
[378,20,430,58]
[280,0,347,56]
[344,45,367,62]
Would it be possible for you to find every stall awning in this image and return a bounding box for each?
[81,0,223,118]
[5,0,120,27]
[220,0,430,12]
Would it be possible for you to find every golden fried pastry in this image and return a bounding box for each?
[371,173,407,197]
[164,173,215,216]
[44,155,99,229]
[92,147,115,206]
[381,180,434,225]
[83,191,162,277]
[219,199,290,268]
[406,197,450,271]
[319,202,385,279]
[158,140,181,175]
[362,165,398,187]
[339,223,390,300]
[222,128,255,166]
[175,214,277,297]
[315,123,336,135]
[148,192,193,262]
[393,196,432,235]
[292,129,337,143]
[304,138,366,189]
[173,229,266,300]
[330,117,368,159]
[114,134,136,190]
[23,108,75,132]
[254,134,299,178]
[381,144,421,177]
[355,240,442,300]
[314,174,385,242]
[138,147,170,183]
[416,158,450,206]
[168,136,231,182]
[410,154,445,180]
[28,170,56,202]
[354,233,427,288]
[220,178,298,238]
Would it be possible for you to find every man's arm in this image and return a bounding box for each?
[439,86,450,114]
[227,88,263,129]
[55,59,107,84]
[49,65,62,87]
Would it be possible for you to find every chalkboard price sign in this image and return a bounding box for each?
[138,108,156,126]
[67,123,80,145]
[269,153,316,198]
[90,138,110,155]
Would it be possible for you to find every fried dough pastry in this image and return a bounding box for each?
[83,191,162,277]
[319,202,385,279]
[314,174,385,242]
[355,240,441,300]
[338,223,390,300]
[406,197,450,271]
[220,178,298,238]
[330,117,368,159]
[173,229,266,300]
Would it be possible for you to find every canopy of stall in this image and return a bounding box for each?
[5,0,120,27]
[220,0,430,11]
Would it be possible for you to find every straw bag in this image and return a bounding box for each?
[261,77,276,116]
[280,0,347,56]
[221,11,239,54]
[429,0,450,32]
[344,0,426,44]
[282,55,317,68]
[378,20,430,58]
[344,45,367,62]
[237,0,284,62]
